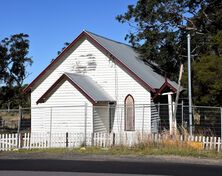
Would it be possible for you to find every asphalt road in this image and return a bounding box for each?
[0,171,167,176]
[0,159,222,176]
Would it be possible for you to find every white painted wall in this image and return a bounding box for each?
[31,80,92,134]
[111,65,151,133]
[31,38,151,134]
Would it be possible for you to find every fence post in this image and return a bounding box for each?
[17,106,22,148]
[221,108,222,144]
[84,103,87,146]
[142,105,145,135]
[120,106,123,144]
[66,132,69,148]
[181,100,184,127]
[17,106,22,134]
[19,132,23,149]
[49,107,52,148]
[167,93,173,135]
[91,132,94,146]
[112,133,115,146]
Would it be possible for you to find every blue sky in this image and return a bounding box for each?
[1,0,136,84]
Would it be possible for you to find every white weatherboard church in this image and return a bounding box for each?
[24,30,178,134]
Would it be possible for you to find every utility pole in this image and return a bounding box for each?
[187,34,193,136]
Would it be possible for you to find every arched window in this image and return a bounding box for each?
[124,94,135,131]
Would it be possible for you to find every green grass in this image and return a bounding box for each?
[3,144,222,160]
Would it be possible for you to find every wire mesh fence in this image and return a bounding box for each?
[154,104,221,137]
[0,109,19,133]
[0,108,30,134]
[0,104,221,138]
[191,106,221,137]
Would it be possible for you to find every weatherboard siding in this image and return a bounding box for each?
[31,80,92,133]
[31,38,115,107]
[111,64,151,133]
[31,38,151,133]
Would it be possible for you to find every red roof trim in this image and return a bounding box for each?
[84,32,156,93]
[36,74,97,105]
[24,31,170,94]
[23,31,86,93]
[153,80,177,99]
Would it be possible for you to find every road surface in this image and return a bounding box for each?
[0,159,222,176]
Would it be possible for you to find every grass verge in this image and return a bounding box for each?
[2,143,222,160]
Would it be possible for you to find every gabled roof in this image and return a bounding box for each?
[24,30,178,94]
[86,31,178,91]
[37,73,115,105]
[152,80,178,100]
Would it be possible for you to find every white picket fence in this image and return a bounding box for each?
[0,132,112,151]
[0,133,19,151]
[0,132,222,152]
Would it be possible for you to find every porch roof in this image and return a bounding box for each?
[36,73,115,105]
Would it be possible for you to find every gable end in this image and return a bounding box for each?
[24,31,178,94]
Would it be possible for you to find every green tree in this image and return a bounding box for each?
[57,42,70,55]
[51,42,70,63]
[0,33,33,87]
[182,31,222,106]
[192,55,222,106]
[0,33,32,108]
[116,0,222,78]
[0,85,30,109]
[117,0,222,106]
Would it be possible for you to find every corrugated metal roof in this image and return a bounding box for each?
[65,72,114,102]
[85,31,178,90]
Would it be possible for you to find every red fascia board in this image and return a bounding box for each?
[23,31,86,93]
[24,31,156,94]
[153,81,177,99]
[36,74,97,105]
[84,33,156,93]
[36,74,66,104]
[162,81,177,93]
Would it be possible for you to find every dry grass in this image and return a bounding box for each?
[6,144,222,159]
[1,128,221,159]
[6,131,221,159]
